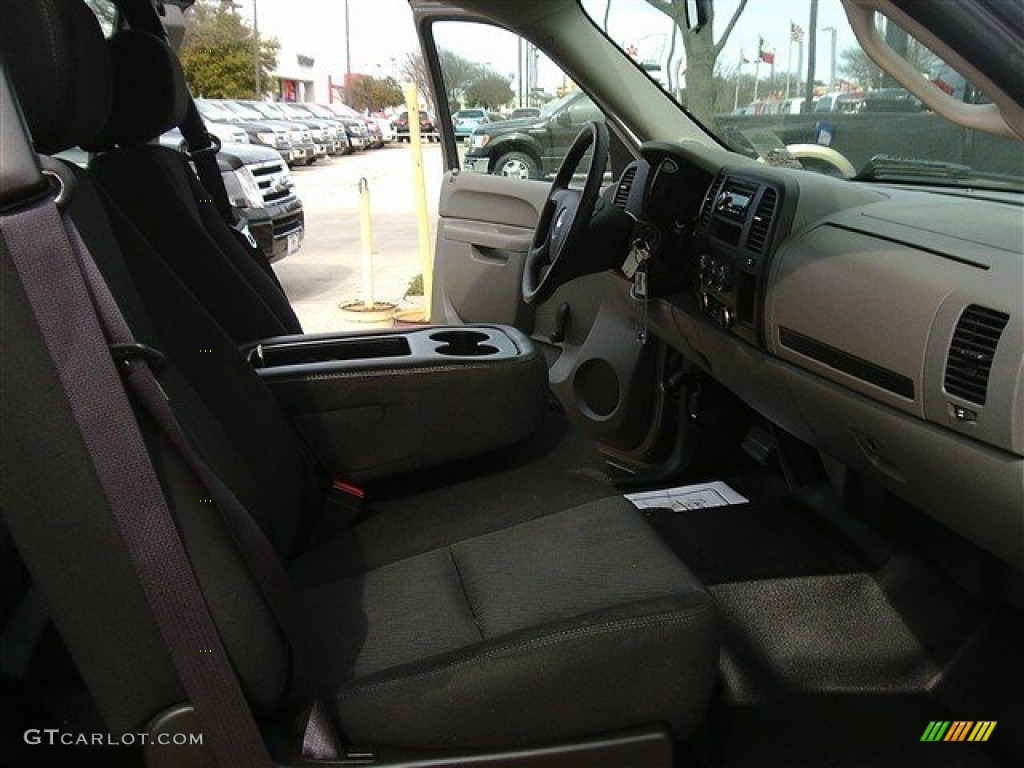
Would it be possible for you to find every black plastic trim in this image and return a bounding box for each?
[779,326,915,399]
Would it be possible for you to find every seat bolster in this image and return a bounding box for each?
[332,594,718,749]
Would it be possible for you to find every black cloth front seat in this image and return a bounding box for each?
[86,31,302,344]
[0,0,719,754]
[87,26,621,515]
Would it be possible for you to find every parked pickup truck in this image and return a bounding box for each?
[217,140,305,263]
[463,90,603,179]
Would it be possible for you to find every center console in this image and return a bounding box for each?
[694,172,788,346]
[244,325,548,482]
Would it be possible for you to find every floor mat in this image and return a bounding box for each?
[643,491,872,584]
[696,557,1018,768]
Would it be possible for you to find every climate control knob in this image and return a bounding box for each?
[713,262,733,292]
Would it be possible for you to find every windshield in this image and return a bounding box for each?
[581,0,1023,190]
[197,100,237,121]
[246,102,281,119]
[538,91,578,119]
[301,103,334,118]
[279,103,310,119]
[225,101,266,121]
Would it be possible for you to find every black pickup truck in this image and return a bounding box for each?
[463,90,603,179]
[215,140,305,263]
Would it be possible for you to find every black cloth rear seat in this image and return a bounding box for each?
[0,0,719,752]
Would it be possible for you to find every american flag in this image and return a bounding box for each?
[791,22,805,43]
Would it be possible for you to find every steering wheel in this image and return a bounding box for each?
[522,120,609,304]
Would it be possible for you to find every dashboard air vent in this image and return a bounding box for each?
[944,305,1009,406]
[746,187,777,254]
[614,166,637,208]
[699,174,725,226]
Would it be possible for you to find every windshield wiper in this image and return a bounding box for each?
[854,154,974,181]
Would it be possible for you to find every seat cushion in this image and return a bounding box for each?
[294,497,718,748]
[289,412,618,586]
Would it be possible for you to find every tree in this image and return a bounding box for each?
[401,49,485,112]
[400,52,434,111]
[645,0,748,129]
[839,47,884,89]
[438,49,483,110]
[465,72,514,109]
[179,0,279,99]
[348,75,404,112]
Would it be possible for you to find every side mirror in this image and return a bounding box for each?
[556,110,572,127]
[685,0,711,32]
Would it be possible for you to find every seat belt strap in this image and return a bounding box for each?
[179,101,236,225]
[177,102,285,286]
[67,201,342,759]
[1,196,273,768]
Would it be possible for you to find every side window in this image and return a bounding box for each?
[429,21,610,182]
[567,95,603,126]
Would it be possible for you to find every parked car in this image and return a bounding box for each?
[452,108,502,140]
[216,100,323,164]
[508,106,541,120]
[463,89,603,179]
[861,87,924,113]
[157,129,305,263]
[394,109,438,141]
[195,98,309,166]
[235,100,346,159]
[814,91,865,113]
[303,102,386,148]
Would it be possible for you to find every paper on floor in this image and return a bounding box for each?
[625,481,748,511]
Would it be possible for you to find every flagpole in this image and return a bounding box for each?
[797,40,804,100]
[785,31,793,98]
[733,53,742,111]
[753,59,760,102]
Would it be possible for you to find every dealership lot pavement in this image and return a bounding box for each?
[275,143,446,333]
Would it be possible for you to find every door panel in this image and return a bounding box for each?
[432,170,548,329]
[416,6,669,465]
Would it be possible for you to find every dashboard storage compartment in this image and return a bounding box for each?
[245,325,548,482]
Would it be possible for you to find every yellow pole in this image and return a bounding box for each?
[358,177,374,310]
[403,82,433,321]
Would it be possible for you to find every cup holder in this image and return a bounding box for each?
[430,330,499,356]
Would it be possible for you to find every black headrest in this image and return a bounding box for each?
[0,0,112,155]
[86,30,190,151]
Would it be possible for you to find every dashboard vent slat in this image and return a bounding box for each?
[614,166,637,208]
[746,187,777,254]
[699,174,725,226]
[944,305,1009,406]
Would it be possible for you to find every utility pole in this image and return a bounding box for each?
[252,0,260,98]
[344,0,352,104]
[802,0,818,111]
[822,26,837,89]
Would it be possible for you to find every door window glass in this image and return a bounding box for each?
[430,21,610,182]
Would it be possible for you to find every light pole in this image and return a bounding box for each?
[822,26,837,90]
[252,0,260,99]
[344,0,352,105]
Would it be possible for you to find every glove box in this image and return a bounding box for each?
[245,325,548,482]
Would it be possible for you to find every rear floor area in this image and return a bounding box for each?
[642,476,1023,768]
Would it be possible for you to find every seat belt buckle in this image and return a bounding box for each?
[325,479,366,518]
